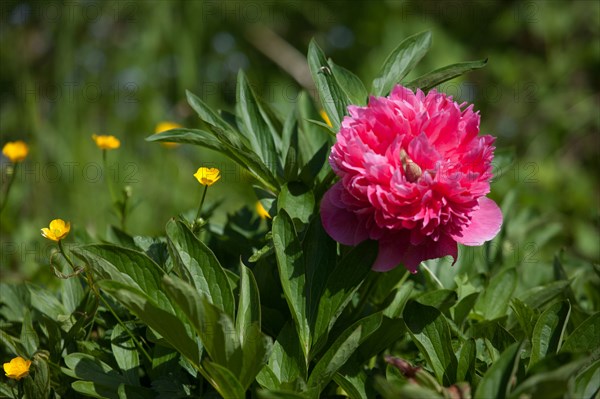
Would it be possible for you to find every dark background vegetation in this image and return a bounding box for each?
[1,0,598,282]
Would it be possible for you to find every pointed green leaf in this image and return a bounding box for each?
[571,359,600,399]
[71,245,174,312]
[236,262,261,345]
[236,70,280,172]
[166,219,235,318]
[406,59,488,92]
[308,313,382,391]
[111,324,140,385]
[98,280,200,367]
[186,90,234,132]
[474,342,522,399]
[474,268,517,320]
[404,301,458,385]
[161,275,239,371]
[456,339,476,382]
[561,312,600,354]
[257,322,305,388]
[203,360,246,399]
[311,240,378,354]
[272,210,310,365]
[329,61,368,106]
[277,182,315,226]
[372,31,432,96]
[530,300,571,367]
[509,357,588,399]
[307,39,351,130]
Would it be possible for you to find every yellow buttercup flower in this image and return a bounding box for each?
[256,201,271,219]
[194,167,221,186]
[3,356,31,380]
[2,141,29,163]
[155,121,182,148]
[92,134,120,150]
[319,109,333,128]
[41,219,71,242]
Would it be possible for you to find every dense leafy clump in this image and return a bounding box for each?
[1,31,598,399]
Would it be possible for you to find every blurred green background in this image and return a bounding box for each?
[1,0,598,282]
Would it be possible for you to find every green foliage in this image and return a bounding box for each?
[1,23,598,399]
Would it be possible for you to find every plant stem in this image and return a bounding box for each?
[0,163,18,214]
[195,185,209,222]
[98,294,153,363]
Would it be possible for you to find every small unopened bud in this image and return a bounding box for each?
[405,161,422,182]
[123,186,133,198]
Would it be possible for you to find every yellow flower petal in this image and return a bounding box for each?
[155,121,182,148]
[41,219,70,241]
[256,201,271,219]
[2,141,29,163]
[92,134,120,150]
[3,356,31,380]
[194,167,221,186]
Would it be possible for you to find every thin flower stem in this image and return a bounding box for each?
[58,240,77,273]
[98,294,153,364]
[102,149,118,205]
[421,263,444,289]
[0,163,18,214]
[195,185,209,222]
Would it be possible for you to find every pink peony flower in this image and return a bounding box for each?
[321,85,502,273]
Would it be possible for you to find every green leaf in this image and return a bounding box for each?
[272,210,311,366]
[257,390,310,399]
[329,61,368,106]
[372,31,432,96]
[20,308,38,356]
[333,369,371,399]
[311,240,378,355]
[98,280,200,367]
[474,268,517,320]
[571,359,600,399]
[161,275,239,371]
[474,342,522,399]
[236,262,261,345]
[530,300,571,367]
[416,289,457,312]
[456,339,476,382]
[297,91,331,167]
[303,216,337,327]
[561,312,600,354]
[111,324,140,385]
[519,280,569,309]
[307,39,351,130]
[357,317,406,362]
[203,360,246,399]
[405,59,488,92]
[24,356,50,399]
[236,71,280,172]
[71,244,173,312]
[508,357,589,399]
[165,219,235,318]
[452,292,479,326]
[383,281,414,319]
[509,298,538,339]
[257,322,305,388]
[147,128,228,152]
[62,353,128,397]
[403,301,457,385]
[277,182,315,226]
[186,90,234,132]
[308,313,382,391]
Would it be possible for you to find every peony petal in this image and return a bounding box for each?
[452,197,502,246]
[372,234,408,272]
[320,182,369,246]
[401,234,458,273]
